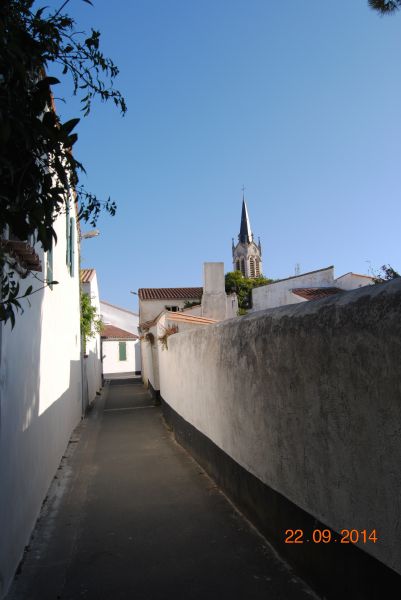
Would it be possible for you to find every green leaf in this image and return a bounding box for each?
[61,118,80,135]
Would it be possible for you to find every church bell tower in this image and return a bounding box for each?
[232,196,262,278]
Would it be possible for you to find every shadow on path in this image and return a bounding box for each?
[7,381,317,600]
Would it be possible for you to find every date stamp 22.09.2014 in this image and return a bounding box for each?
[284,529,378,545]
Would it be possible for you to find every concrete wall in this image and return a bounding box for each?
[252,266,334,311]
[100,301,139,335]
[102,339,140,376]
[0,204,82,598]
[82,272,102,406]
[158,279,401,578]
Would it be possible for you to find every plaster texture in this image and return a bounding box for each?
[159,278,401,576]
[201,263,229,321]
[0,204,82,599]
[102,339,140,376]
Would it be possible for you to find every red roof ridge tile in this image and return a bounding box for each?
[138,287,203,301]
[101,324,138,339]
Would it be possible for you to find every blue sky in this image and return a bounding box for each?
[49,0,401,311]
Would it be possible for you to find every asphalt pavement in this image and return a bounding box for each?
[6,378,317,600]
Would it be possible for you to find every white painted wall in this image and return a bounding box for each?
[252,267,334,311]
[82,272,102,406]
[102,339,140,375]
[0,203,82,599]
[201,262,229,321]
[158,279,401,576]
[335,272,374,290]
[100,300,139,334]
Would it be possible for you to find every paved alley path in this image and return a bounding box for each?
[7,380,317,600]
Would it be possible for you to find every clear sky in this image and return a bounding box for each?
[49,0,401,311]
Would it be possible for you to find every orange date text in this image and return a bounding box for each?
[284,529,378,544]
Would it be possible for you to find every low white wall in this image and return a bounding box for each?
[159,279,401,576]
[252,266,334,310]
[0,207,82,598]
[102,339,140,375]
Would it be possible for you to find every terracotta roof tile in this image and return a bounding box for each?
[101,325,138,340]
[80,268,96,283]
[166,313,217,325]
[292,287,344,301]
[138,287,203,301]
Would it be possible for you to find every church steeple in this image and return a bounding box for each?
[239,198,253,244]
[232,195,263,278]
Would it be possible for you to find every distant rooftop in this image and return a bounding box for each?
[138,287,203,301]
[292,287,343,301]
[80,268,96,283]
[101,325,138,340]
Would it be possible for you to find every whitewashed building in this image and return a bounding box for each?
[100,301,140,378]
[251,266,374,311]
[81,268,102,406]
[101,325,140,379]
[0,199,82,598]
[139,263,237,396]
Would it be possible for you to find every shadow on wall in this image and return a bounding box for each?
[0,294,82,600]
[135,341,141,374]
[83,345,102,412]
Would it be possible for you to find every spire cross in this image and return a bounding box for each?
[241,185,246,195]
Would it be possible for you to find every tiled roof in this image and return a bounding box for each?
[101,325,138,340]
[139,310,217,331]
[292,287,343,301]
[80,268,96,283]
[1,240,42,272]
[166,313,217,325]
[138,287,203,301]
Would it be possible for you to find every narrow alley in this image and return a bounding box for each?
[7,379,316,600]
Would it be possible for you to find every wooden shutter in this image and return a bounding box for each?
[119,342,127,361]
[69,217,75,277]
[47,241,53,290]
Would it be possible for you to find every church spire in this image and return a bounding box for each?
[239,197,253,244]
[232,194,263,278]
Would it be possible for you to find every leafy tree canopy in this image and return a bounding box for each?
[368,0,401,13]
[225,271,273,313]
[372,264,400,284]
[0,0,126,324]
[81,291,103,352]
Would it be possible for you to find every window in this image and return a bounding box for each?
[255,259,260,277]
[240,258,245,277]
[66,199,70,266]
[68,216,75,276]
[165,305,180,312]
[235,259,240,272]
[118,341,127,361]
[250,257,255,278]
